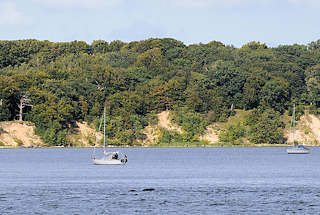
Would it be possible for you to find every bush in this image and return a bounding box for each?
[158,128,183,144]
[309,105,320,115]
[288,104,304,120]
[245,108,285,144]
[147,111,158,126]
[219,123,245,144]
[13,138,23,147]
[172,108,209,140]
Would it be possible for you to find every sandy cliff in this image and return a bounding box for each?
[0,122,43,147]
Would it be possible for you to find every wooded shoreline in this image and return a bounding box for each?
[1,38,320,147]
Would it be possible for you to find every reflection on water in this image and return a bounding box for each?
[1,147,319,214]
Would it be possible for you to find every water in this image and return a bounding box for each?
[1,147,320,214]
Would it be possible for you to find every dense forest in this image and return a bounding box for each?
[1,38,320,146]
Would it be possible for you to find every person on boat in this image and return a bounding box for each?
[112,153,118,160]
[121,155,127,164]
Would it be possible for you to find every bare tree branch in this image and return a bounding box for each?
[18,92,33,121]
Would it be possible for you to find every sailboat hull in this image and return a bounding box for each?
[93,158,124,165]
[286,147,310,154]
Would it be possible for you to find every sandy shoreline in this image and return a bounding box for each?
[1,144,316,149]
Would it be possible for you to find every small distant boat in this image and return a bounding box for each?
[93,151,127,165]
[92,106,127,165]
[286,104,310,154]
[286,145,310,154]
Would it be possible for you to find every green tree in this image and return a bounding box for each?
[305,64,320,107]
[260,78,290,113]
[245,109,285,144]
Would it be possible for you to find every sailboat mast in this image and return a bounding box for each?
[293,104,295,146]
[103,106,106,154]
[93,114,103,159]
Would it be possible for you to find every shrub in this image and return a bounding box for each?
[172,108,209,141]
[158,128,183,144]
[219,123,245,144]
[245,108,285,144]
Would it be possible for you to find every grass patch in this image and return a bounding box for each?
[151,141,209,147]
[214,109,251,130]
[150,141,290,147]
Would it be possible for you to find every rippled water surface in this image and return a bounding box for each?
[1,147,320,214]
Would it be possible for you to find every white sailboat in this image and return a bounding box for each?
[286,104,310,154]
[92,106,127,165]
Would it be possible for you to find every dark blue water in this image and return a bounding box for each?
[1,147,320,214]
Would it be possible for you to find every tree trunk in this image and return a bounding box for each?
[19,98,23,121]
